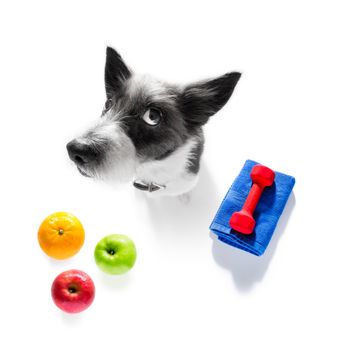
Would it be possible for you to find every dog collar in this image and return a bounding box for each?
[133,180,166,192]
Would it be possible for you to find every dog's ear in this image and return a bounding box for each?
[105,47,131,98]
[178,72,241,126]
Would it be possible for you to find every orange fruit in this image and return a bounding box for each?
[38,212,85,260]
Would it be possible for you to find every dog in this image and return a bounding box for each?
[66,47,241,196]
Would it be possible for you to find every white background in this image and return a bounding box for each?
[0,1,349,349]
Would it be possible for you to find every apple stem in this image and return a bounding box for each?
[68,287,77,293]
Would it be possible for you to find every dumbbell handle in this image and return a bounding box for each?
[242,183,265,214]
[229,164,275,234]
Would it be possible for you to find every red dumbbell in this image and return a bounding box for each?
[229,164,275,234]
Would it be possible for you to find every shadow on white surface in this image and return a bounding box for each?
[47,256,80,269]
[96,270,132,291]
[142,163,220,237]
[211,192,296,292]
[60,309,85,324]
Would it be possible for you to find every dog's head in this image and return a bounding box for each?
[67,47,240,181]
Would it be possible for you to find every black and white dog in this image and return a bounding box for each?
[67,47,240,196]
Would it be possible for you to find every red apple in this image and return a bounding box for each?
[51,269,95,313]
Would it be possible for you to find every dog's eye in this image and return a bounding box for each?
[142,108,162,126]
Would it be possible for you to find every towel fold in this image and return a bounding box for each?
[210,160,295,256]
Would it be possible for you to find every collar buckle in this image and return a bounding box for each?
[133,180,166,192]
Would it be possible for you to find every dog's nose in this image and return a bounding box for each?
[66,140,99,166]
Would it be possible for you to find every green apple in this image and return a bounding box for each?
[94,234,137,275]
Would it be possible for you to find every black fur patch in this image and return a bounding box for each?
[187,129,204,174]
[110,81,189,161]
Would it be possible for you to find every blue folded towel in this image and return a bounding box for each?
[210,160,295,256]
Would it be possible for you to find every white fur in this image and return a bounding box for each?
[126,75,177,104]
[134,136,200,196]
